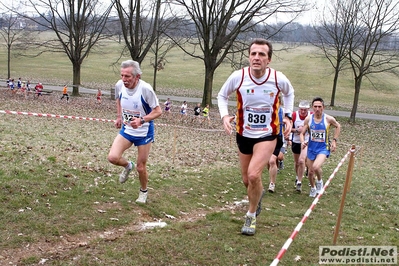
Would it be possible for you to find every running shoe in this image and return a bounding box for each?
[294,178,298,188]
[278,160,284,170]
[268,182,275,193]
[241,215,256,236]
[316,179,324,195]
[136,190,148,203]
[119,161,134,183]
[309,187,317,198]
[296,182,302,193]
[256,189,265,217]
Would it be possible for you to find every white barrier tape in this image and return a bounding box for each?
[270,148,352,266]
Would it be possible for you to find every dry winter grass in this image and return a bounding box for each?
[0,88,398,265]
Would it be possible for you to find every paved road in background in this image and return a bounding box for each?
[10,83,399,123]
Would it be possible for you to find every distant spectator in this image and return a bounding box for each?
[193,103,201,119]
[26,80,32,97]
[180,101,188,118]
[20,82,27,99]
[34,82,43,98]
[60,85,69,102]
[9,79,15,93]
[97,88,102,104]
[17,78,22,89]
[164,98,172,115]
[201,104,210,125]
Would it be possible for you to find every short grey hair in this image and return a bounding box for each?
[298,100,310,108]
[121,60,142,76]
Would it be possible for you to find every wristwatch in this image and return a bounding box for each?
[140,117,145,125]
[285,113,292,120]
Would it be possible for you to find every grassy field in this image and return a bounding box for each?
[0,40,398,265]
[0,88,398,265]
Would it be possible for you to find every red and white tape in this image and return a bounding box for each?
[1,110,224,132]
[270,148,353,266]
[0,110,116,123]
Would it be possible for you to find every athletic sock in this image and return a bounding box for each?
[246,211,256,217]
[140,188,148,193]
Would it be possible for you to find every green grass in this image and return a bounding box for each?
[0,91,398,265]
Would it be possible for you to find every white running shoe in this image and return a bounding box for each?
[309,187,317,198]
[268,182,275,193]
[136,190,148,203]
[316,180,324,195]
[119,161,134,183]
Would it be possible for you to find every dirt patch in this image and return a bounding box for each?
[0,201,247,265]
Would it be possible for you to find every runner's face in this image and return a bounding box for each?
[299,108,308,117]
[121,67,140,89]
[312,101,324,116]
[249,44,271,77]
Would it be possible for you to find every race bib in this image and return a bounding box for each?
[310,129,325,142]
[244,106,272,131]
[122,108,140,124]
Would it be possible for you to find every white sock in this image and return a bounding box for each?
[246,211,256,217]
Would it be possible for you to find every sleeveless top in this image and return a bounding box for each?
[308,114,330,152]
[118,80,159,137]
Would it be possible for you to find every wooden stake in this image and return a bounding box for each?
[173,127,176,165]
[333,144,356,245]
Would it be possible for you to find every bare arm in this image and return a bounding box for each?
[299,116,310,149]
[115,98,122,129]
[282,116,292,140]
[327,115,341,152]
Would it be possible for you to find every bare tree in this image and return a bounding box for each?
[5,0,114,95]
[0,11,37,79]
[114,0,161,64]
[150,37,176,91]
[168,0,307,106]
[344,0,399,122]
[113,0,183,91]
[312,0,355,106]
[149,2,181,91]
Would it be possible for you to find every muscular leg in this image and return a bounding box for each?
[108,134,133,168]
[297,146,308,182]
[307,159,316,188]
[239,139,276,214]
[136,143,152,190]
[268,154,278,185]
[312,154,327,181]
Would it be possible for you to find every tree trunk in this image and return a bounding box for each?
[7,44,11,80]
[349,76,362,123]
[72,62,81,96]
[202,66,215,107]
[152,32,159,91]
[330,62,341,107]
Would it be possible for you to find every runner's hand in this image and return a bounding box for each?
[222,115,234,135]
